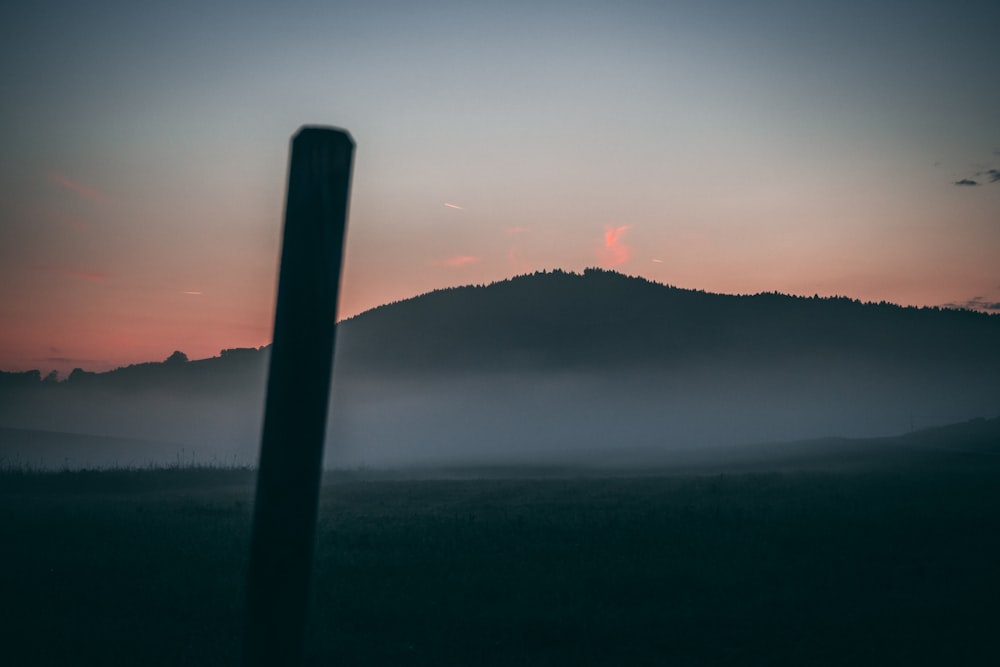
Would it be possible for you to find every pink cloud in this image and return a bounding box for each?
[432,255,481,268]
[69,270,109,282]
[597,225,632,266]
[47,172,107,203]
[32,265,109,282]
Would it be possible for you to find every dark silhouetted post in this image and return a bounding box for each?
[243,127,354,667]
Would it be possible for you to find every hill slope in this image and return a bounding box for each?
[336,268,999,375]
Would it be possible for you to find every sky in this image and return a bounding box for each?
[1,0,998,375]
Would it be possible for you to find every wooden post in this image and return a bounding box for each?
[243,127,354,667]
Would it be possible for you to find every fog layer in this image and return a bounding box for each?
[2,362,995,470]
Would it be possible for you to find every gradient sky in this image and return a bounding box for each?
[2,0,998,375]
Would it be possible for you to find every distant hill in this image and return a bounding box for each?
[4,268,998,388]
[2,269,997,469]
[662,415,1000,474]
[334,267,1000,375]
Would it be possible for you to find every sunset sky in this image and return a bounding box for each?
[2,0,998,375]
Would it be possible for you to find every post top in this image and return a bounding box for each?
[293,126,355,147]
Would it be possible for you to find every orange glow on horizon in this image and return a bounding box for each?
[3,257,998,378]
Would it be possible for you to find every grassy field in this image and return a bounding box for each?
[1,464,999,666]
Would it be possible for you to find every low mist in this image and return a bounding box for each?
[2,360,995,471]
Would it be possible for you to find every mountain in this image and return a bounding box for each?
[335,267,999,375]
[6,267,997,386]
[1,269,998,469]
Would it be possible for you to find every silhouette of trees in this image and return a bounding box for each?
[3,269,998,391]
[165,351,189,365]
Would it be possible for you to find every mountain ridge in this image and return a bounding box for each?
[3,268,997,386]
[335,267,999,374]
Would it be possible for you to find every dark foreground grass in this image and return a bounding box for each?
[1,466,999,665]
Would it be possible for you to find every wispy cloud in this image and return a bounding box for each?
[432,255,480,268]
[33,265,109,282]
[181,290,203,296]
[47,172,107,203]
[69,270,109,282]
[443,202,464,210]
[954,169,1000,186]
[952,151,1000,186]
[596,225,632,266]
